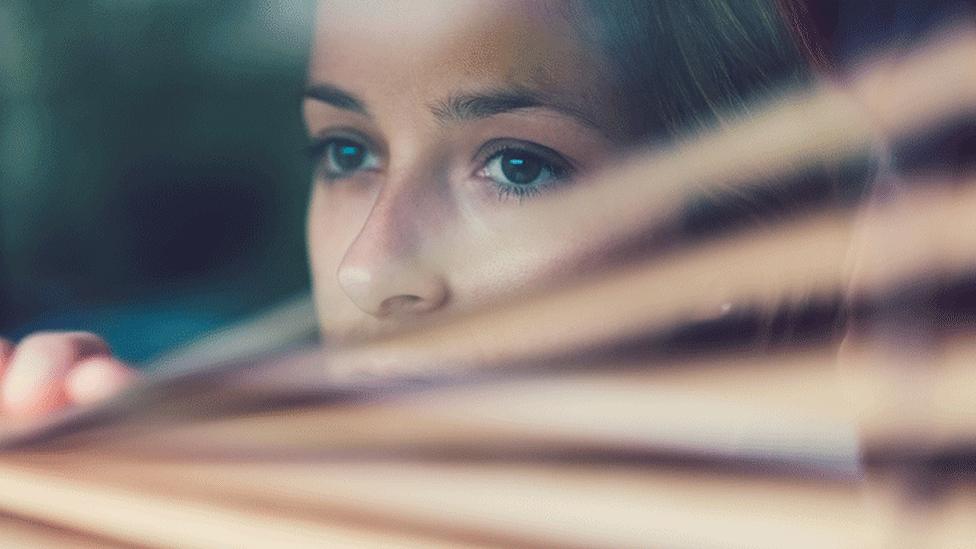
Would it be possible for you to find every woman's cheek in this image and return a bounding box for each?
[443,217,606,308]
[443,181,619,307]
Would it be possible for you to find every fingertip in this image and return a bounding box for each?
[1,332,110,417]
[2,378,70,417]
[66,357,136,406]
[2,355,66,417]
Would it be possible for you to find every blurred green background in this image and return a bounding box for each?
[0,1,315,363]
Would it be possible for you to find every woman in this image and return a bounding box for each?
[0,0,817,415]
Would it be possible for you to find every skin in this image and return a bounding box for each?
[0,0,628,414]
[0,332,134,416]
[306,0,626,346]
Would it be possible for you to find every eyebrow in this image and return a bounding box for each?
[303,83,369,115]
[430,89,601,129]
[304,82,601,131]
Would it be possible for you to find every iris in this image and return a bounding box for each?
[330,139,367,172]
[500,152,543,185]
[481,144,570,197]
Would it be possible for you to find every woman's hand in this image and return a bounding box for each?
[0,332,137,417]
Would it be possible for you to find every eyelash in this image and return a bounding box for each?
[306,135,576,200]
[474,140,575,200]
[306,133,380,182]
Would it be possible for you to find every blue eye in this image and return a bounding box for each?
[313,137,379,179]
[480,147,571,198]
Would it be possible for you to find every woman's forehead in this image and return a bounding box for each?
[308,0,606,122]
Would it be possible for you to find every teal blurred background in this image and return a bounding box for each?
[0,1,315,363]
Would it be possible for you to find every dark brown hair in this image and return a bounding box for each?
[579,0,819,142]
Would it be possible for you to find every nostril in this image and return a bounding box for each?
[378,295,424,316]
[337,255,449,317]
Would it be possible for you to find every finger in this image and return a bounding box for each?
[2,332,111,416]
[65,356,136,406]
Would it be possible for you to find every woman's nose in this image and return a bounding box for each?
[336,188,449,318]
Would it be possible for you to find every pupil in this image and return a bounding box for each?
[500,152,542,185]
[333,140,365,171]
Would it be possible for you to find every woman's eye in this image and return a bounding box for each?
[315,138,379,179]
[480,148,570,197]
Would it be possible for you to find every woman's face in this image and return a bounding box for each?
[305,0,625,343]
